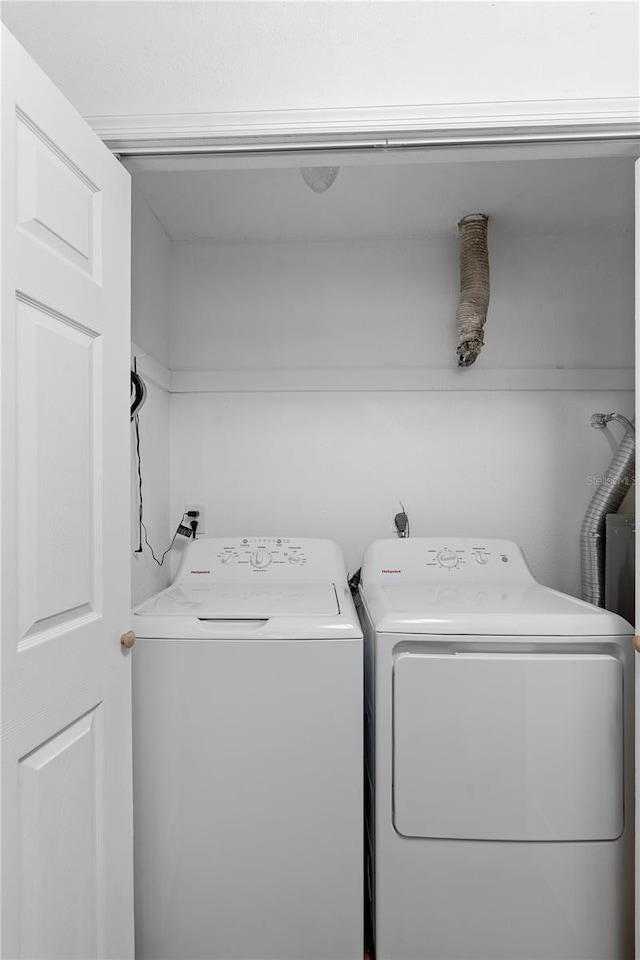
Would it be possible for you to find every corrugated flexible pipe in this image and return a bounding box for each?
[456,214,490,367]
[580,415,635,607]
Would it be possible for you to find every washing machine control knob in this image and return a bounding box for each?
[436,548,459,569]
[251,548,272,568]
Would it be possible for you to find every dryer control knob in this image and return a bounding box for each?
[436,548,459,569]
[251,548,272,568]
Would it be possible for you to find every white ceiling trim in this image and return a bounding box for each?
[89,97,640,157]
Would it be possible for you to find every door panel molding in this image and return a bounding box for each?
[16,107,101,278]
[19,706,104,960]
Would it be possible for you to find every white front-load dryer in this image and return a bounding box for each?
[132,537,363,960]
[359,538,634,960]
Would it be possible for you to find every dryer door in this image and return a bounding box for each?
[393,649,624,841]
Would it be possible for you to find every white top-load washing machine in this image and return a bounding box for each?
[359,538,634,960]
[132,537,363,960]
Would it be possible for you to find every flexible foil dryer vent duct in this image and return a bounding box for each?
[456,214,490,367]
[581,414,635,607]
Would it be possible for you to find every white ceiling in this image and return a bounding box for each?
[2,2,638,119]
[131,157,635,242]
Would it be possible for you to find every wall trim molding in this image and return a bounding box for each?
[131,342,171,392]
[127,347,634,395]
[169,368,634,394]
[90,97,640,157]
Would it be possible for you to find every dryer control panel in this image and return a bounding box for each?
[174,537,348,583]
[361,538,535,584]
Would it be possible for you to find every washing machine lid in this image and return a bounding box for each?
[131,581,365,640]
[136,581,339,618]
[363,581,632,635]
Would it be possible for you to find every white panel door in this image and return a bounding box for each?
[0,26,133,959]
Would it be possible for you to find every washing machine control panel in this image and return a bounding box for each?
[175,537,347,582]
[214,538,307,571]
[363,538,533,584]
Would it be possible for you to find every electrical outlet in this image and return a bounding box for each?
[185,503,206,536]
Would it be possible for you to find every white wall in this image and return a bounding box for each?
[131,189,172,607]
[167,230,634,598]
[132,189,171,369]
[170,390,633,597]
[169,234,634,372]
[2,2,638,118]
